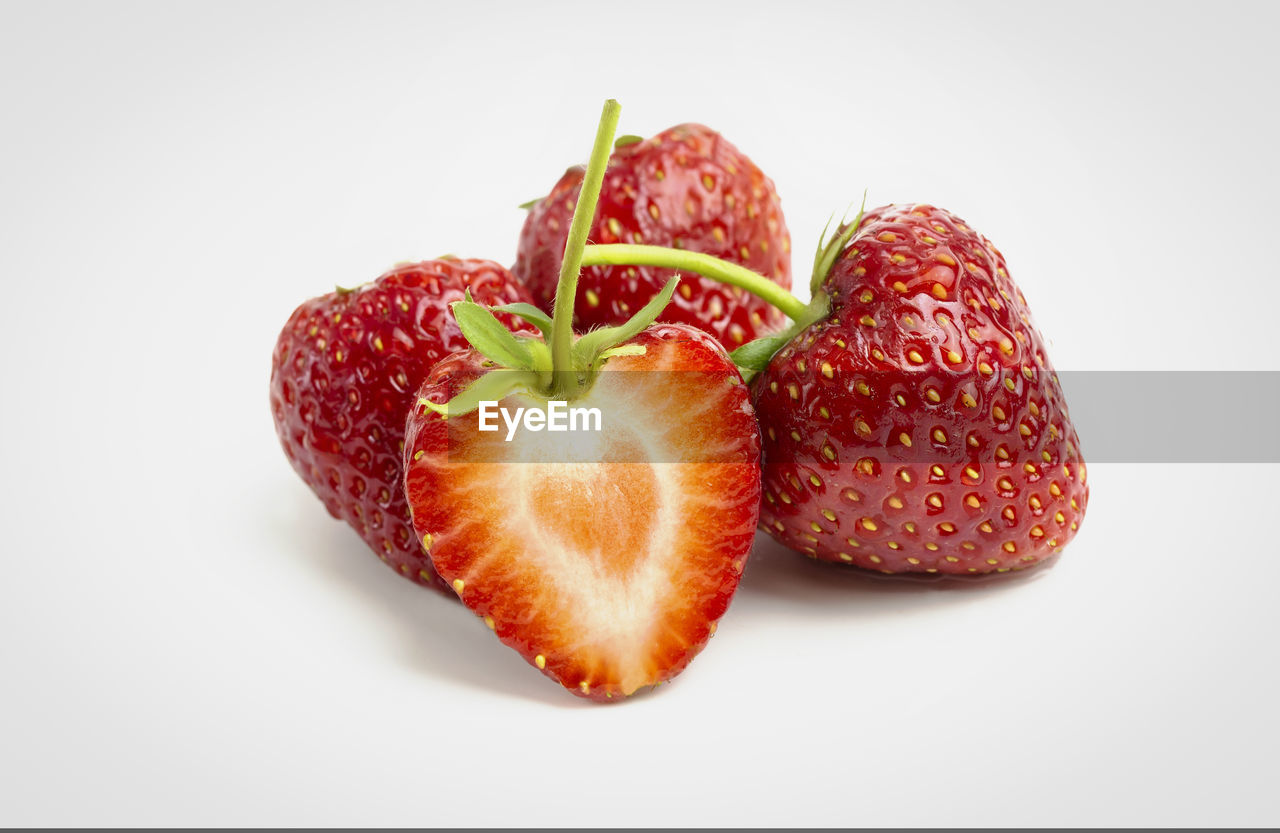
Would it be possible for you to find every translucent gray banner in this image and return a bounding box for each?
[429,370,1280,464]
[1058,371,1280,463]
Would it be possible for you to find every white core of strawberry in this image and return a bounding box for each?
[450,390,689,693]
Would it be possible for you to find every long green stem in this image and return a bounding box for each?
[580,244,810,321]
[550,100,621,398]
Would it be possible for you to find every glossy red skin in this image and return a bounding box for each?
[269,259,535,592]
[403,324,761,700]
[514,124,791,348]
[754,205,1088,575]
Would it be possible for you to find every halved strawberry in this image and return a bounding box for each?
[401,100,761,699]
[403,324,760,699]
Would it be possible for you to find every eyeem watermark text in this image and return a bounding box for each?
[477,401,603,442]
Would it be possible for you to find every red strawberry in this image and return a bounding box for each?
[514,123,792,349]
[403,324,760,699]
[269,258,535,592]
[751,204,1088,575]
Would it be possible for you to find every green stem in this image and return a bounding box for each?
[580,244,810,322]
[550,99,621,398]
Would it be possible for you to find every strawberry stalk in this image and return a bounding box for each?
[579,198,865,380]
[578,245,810,321]
[549,99,622,399]
[427,99,681,416]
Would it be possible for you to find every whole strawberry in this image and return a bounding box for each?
[514,123,792,348]
[752,204,1087,574]
[269,259,535,592]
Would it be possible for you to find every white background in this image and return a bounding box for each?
[2,0,1278,826]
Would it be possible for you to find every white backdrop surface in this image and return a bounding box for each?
[1,1,1277,826]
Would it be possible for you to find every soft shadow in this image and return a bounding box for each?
[264,491,594,709]
[735,529,1060,621]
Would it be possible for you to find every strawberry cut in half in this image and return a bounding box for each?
[403,324,760,699]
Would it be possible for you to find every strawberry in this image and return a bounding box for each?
[403,101,761,699]
[514,123,792,349]
[581,203,1088,575]
[269,258,535,592]
[404,324,760,699]
[749,204,1088,574]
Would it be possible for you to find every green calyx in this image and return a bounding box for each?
[810,191,867,297]
[430,99,679,418]
[727,294,829,381]
[728,194,867,380]
[570,276,677,371]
